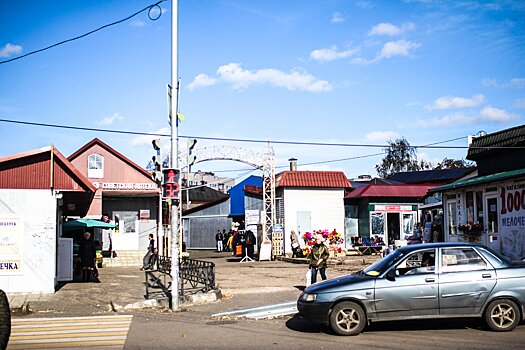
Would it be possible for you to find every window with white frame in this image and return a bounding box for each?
[87,154,104,178]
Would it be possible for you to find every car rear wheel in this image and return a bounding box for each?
[329,301,366,336]
[0,289,11,350]
[484,299,520,332]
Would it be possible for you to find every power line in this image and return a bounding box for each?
[0,117,471,149]
[0,0,167,65]
[1,117,522,151]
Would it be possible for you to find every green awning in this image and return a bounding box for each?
[63,219,117,231]
[430,168,525,193]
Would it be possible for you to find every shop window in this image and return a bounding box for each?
[476,191,484,226]
[88,154,104,179]
[370,212,385,236]
[466,191,474,223]
[447,201,457,235]
[402,213,414,236]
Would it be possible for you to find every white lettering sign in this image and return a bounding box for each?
[99,182,157,191]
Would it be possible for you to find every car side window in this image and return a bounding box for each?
[441,248,487,273]
[396,249,436,276]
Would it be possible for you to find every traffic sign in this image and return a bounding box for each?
[162,168,180,199]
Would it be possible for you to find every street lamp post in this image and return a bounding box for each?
[170,0,180,311]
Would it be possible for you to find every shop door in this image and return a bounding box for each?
[386,213,400,246]
[57,238,73,281]
[485,195,499,251]
[297,211,311,237]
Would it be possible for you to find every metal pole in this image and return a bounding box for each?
[170,0,180,311]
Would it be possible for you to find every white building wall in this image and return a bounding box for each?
[0,189,57,293]
[283,188,345,254]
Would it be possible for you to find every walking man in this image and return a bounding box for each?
[216,229,224,252]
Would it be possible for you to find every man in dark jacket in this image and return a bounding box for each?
[79,232,96,282]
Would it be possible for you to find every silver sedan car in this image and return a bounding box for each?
[297,243,525,335]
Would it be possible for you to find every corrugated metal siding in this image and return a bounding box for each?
[0,157,51,189]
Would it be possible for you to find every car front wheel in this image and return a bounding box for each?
[484,299,520,332]
[329,301,366,336]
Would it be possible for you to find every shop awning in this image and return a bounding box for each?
[430,168,525,193]
[63,219,117,231]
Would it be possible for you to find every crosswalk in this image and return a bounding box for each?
[8,315,133,349]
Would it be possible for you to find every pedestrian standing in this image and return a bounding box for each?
[216,229,224,252]
[141,234,155,270]
[222,229,228,252]
[308,234,330,284]
[79,231,96,282]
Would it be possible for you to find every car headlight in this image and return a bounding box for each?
[301,293,317,302]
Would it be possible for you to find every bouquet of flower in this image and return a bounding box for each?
[302,229,344,255]
[457,222,483,242]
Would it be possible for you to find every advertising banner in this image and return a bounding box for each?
[500,182,525,261]
[0,217,22,274]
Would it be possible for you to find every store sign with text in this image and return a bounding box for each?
[0,218,22,274]
[500,181,525,261]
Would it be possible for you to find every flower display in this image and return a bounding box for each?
[457,222,483,242]
[302,229,344,256]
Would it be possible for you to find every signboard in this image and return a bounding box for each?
[93,182,157,191]
[0,217,22,274]
[162,168,180,199]
[500,182,525,261]
[245,210,260,225]
[374,205,414,212]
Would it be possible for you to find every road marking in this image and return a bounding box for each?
[212,301,298,320]
[8,315,133,349]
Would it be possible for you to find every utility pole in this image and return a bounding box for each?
[170,0,180,311]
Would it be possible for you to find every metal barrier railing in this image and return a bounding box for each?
[146,256,215,301]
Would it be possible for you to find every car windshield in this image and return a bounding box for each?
[363,249,406,276]
[478,245,513,265]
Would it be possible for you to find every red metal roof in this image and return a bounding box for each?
[345,184,438,198]
[276,171,351,188]
[0,146,96,216]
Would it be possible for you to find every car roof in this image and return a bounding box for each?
[396,242,481,253]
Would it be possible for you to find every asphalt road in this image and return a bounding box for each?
[8,251,525,349]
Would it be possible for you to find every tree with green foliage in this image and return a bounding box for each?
[375,137,432,178]
[434,157,473,169]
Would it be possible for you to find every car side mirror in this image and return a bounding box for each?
[386,269,397,281]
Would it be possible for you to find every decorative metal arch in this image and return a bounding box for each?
[178,144,276,248]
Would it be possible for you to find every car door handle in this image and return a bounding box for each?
[482,274,492,278]
[425,278,435,283]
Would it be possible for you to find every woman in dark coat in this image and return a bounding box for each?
[308,234,330,284]
[79,231,97,282]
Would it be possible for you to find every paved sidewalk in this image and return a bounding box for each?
[7,250,379,318]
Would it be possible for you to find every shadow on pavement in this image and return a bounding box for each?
[287,313,484,335]
[285,314,332,334]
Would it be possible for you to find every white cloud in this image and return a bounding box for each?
[96,112,124,126]
[378,40,420,59]
[365,131,400,142]
[0,43,22,58]
[215,63,332,92]
[426,94,485,111]
[188,74,217,91]
[331,12,346,24]
[415,106,519,128]
[130,20,145,27]
[481,78,498,87]
[131,127,170,147]
[415,113,476,127]
[310,45,359,62]
[352,40,420,64]
[479,105,519,122]
[368,22,415,36]
[481,77,525,89]
[509,78,525,89]
[514,99,525,109]
[355,0,374,9]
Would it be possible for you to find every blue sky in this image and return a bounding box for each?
[1,0,524,181]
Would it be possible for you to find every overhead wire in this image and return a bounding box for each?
[0,0,167,65]
[0,117,503,149]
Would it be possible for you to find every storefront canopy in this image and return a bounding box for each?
[429,168,525,193]
[63,219,117,231]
